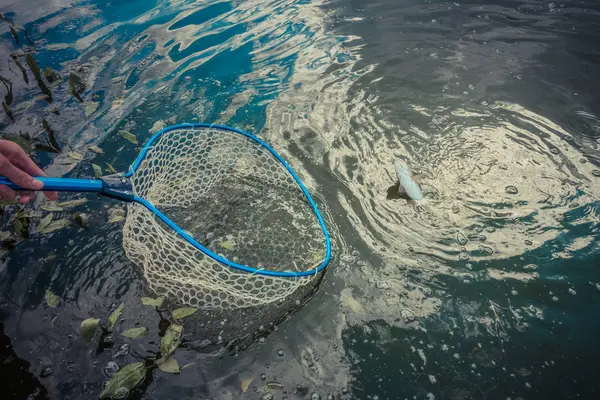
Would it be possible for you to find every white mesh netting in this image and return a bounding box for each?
[122,127,327,309]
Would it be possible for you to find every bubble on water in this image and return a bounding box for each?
[486,226,495,233]
[511,290,518,296]
[579,158,587,164]
[524,264,537,270]
[548,3,555,9]
[568,288,577,295]
[524,240,533,246]
[552,296,559,302]
[429,375,437,384]
[41,366,52,377]
[113,343,130,359]
[463,66,469,70]
[104,361,119,377]
[468,84,475,90]
[505,186,519,194]
[592,170,600,177]
[479,234,487,241]
[525,381,532,388]
[260,373,267,381]
[459,252,470,261]
[113,388,129,400]
[311,393,321,400]
[262,394,274,400]
[431,19,437,23]
[463,91,469,95]
[259,337,266,344]
[550,148,559,155]
[277,349,285,357]
[453,353,460,359]
[457,232,469,245]
[452,205,461,213]
[516,75,522,80]
[426,393,435,400]
[430,53,439,59]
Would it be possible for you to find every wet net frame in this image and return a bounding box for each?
[124,123,332,279]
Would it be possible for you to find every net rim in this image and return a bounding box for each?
[124,122,332,278]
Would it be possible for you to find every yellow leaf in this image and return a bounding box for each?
[241,377,252,393]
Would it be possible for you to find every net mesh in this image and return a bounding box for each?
[122,127,327,309]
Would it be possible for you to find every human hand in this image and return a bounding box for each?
[0,140,58,203]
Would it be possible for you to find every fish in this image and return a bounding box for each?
[394,158,423,201]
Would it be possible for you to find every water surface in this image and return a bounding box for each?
[0,0,599,399]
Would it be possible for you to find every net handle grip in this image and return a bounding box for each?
[0,176,104,192]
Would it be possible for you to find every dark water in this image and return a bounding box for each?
[1,0,599,399]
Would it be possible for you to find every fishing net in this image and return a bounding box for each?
[121,125,330,310]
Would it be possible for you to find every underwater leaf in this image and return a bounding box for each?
[68,73,84,102]
[68,151,83,161]
[14,100,34,111]
[80,318,100,344]
[106,163,117,174]
[241,377,253,393]
[181,362,195,370]
[149,120,166,134]
[108,208,125,223]
[141,296,164,307]
[46,43,71,51]
[40,201,64,211]
[0,132,32,153]
[111,98,125,110]
[158,357,179,374]
[119,130,138,144]
[11,56,28,85]
[88,145,103,154]
[172,307,197,320]
[92,163,102,178]
[16,210,41,219]
[84,101,98,117]
[35,144,60,153]
[73,212,88,229]
[160,323,183,358]
[220,241,234,251]
[57,198,87,208]
[45,289,59,307]
[9,26,18,44]
[43,67,61,84]
[13,218,26,236]
[122,327,148,338]
[38,218,70,234]
[25,54,42,81]
[2,101,13,121]
[106,302,124,332]
[38,213,53,232]
[0,231,11,241]
[42,119,61,153]
[99,362,147,400]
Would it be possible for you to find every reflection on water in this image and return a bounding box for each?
[0,0,600,398]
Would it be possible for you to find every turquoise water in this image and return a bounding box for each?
[1,0,600,399]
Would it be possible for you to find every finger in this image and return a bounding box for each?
[0,157,44,191]
[9,152,58,200]
[0,184,17,201]
[18,190,35,203]
[9,147,47,178]
[44,191,58,201]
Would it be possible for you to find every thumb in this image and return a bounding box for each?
[1,159,44,190]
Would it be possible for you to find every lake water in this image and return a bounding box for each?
[1,0,599,399]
